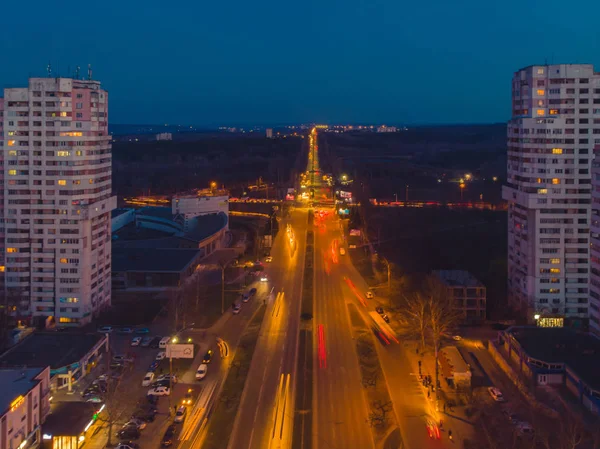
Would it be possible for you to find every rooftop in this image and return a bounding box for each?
[112,208,133,219]
[0,367,45,417]
[433,270,483,288]
[507,326,600,391]
[112,247,201,273]
[43,401,100,436]
[0,333,105,371]
[185,212,228,242]
[137,206,173,220]
[113,235,196,250]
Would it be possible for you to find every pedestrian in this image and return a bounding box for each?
[443,402,446,413]
[415,347,419,354]
[439,419,443,429]
[427,390,430,399]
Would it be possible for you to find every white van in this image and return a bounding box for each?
[159,336,171,349]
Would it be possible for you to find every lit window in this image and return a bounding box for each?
[7,131,15,136]
[7,140,16,146]
[58,180,67,186]
[537,68,545,75]
[537,89,545,96]
[537,109,545,116]
[550,258,560,264]
[89,179,94,184]
[59,258,68,264]
[8,170,17,176]
[57,151,70,157]
[550,268,560,274]
[536,178,543,184]
[73,180,81,185]
[538,188,548,194]
[75,151,82,156]
[552,178,560,185]
[6,248,17,253]
[0,266,5,272]
[549,109,559,115]
[59,112,67,117]
[8,150,17,156]
[552,148,563,154]
[549,288,559,293]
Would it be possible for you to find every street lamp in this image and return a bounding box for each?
[210,181,217,190]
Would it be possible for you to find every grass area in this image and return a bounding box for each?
[202,305,267,449]
[348,303,401,447]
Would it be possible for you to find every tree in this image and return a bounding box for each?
[401,292,428,351]
[426,275,461,410]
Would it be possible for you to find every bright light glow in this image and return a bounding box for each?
[78,436,85,442]
[534,314,540,320]
[84,419,94,432]
[172,337,178,343]
[42,435,52,440]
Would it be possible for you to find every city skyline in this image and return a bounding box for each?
[1,0,599,125]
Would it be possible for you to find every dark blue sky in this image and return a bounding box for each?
[1,0,599,126]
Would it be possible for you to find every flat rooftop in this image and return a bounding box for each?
[185,212,228,242]
[0,367,44,416]
[112,247,200,273]
[433,270,483,288]
[112,208,133,219]
[137,206,173,220]
[43,401,100,436]
[0,333,104,371]
[507,326,600,391]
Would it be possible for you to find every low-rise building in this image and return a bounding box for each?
[439,346,471,389]
[41,402,103,449]
[498,326,600,415]
[431,270,486,325]
[0,367,51,449]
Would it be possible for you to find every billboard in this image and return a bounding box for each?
[166,344,194,359]
[349,229,361,237]
[339,191,352,199]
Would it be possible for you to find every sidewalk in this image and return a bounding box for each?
[403,340,476,446]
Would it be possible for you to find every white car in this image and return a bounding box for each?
[124,418,147,430]
[155,351,166,361]
[142,372,155,387]
[195,364,208,380]
[365,291,374,299]
[174,405,187,423]
[260,275,268,282]
[131,337,142,346]
[147,386,170,396]
[453,335,462,341]
[488,387,505,402]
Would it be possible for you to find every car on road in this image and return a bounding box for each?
[135,327,150,334]
[97,326,113,333]
[195,364,208,380]
[375,306,384,314]
[131,337,142,346]
[155,351,166,361]
[117,426,140,440]
[119,327,134,334]
[140,336,153,347]
[174,405,187,423]
[202,350,213,364]
[161,425,176,447]
[249,287,257,296]
[265,256,273,263]
[232,302,241,314]
[147,386,170,397]
[148,361,160,372]
[453,335,462,341]
[382,314,390,323]
[110,361,124,370]
[366,291,374,299]
[116,442,139,449]
[142,372,155,387]
[182,389,193,405]
[260,274,268,282]
[242,293,250,303]
[488,387,505,402]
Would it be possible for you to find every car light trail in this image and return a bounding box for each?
[271,291,284,317]
[271,373,291,446]
[344,277,366,306]
[318,324,327,369]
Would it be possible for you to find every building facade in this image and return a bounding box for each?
[431,270,486,324]
[590,146,600,336]
[503,64,600,324]
[1,77,116,327]
[172,190,229,233]
[0,367,51,449]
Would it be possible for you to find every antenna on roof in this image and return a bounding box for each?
[47,61,52,78]
[87,64,92,81]
[75,66,81,80]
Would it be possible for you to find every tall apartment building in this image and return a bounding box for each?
[590,146,600,336]
[503,64,600,326]
[1,77,116,327]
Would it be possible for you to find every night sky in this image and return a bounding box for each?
[1,0,599,126]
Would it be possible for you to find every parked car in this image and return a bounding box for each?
[453,335,462,341]
[375,306,384,315]
[135,327,150,334]
[232,302,241,314]
[149,336,162,348]
[242,294,250,303]
[155,351,166,361]
[132,407,157,423]
[122,419,146,431]
[151,379,171,389]
[156,374,178,384]
[195,364,208,380]
[86,396,103,403]
[366,291,374,299]
[148,361,160,372]
[202,350,213,364]
[488,387,505,402]
[249,288,257,296]
[113,354,134,363]
[109,362,124,370]
[382,314,390,323]
[147,386,170,396]
[119,327,134,334]
[146,394,159,405]
[161,425,176,447]
[142,372,155,387]
[97,326,113,333]
[117,426,140,440]
[140,336,153,347]
[174,405,187,423]
[131,337,142,346]
[116,442,139,449]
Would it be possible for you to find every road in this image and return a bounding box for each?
[227,208,308,449]
[312,211,375,449]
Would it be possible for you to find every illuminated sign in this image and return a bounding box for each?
[538,317,564,328]
[10,395,25,411]
[339,191,352,199]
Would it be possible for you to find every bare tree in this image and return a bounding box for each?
[401,291,428,351]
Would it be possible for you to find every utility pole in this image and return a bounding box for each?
[405,185,409,205]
